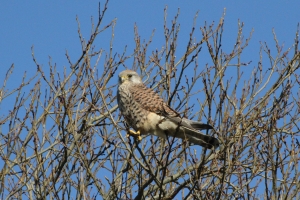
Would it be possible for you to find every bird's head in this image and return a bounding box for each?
[118,70,142,84]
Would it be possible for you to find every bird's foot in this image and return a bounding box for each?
[126,130,142,141]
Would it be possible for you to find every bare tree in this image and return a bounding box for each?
[1,1,299,199]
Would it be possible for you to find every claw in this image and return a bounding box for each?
[127,130,142,141]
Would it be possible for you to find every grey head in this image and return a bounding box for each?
[118,70,142,84]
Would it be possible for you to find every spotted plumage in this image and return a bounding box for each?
[117,70,219,149]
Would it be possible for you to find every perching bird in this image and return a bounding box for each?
[117,70,219,149]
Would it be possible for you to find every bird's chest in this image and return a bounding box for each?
[117,86,148,130]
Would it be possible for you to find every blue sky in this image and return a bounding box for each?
[1,0,299,198]
[1,1,299,85]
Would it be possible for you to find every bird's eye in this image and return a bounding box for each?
[128,74,132,78]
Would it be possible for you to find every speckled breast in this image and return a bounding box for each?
[117,84,148,132]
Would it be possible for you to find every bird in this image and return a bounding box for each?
[117,70,219,149]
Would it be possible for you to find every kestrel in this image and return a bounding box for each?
[117,70,219,149]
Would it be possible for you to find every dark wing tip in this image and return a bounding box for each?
[190,122,213,130]
[209,137,220,148]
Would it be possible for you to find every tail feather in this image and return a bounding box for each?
[183,127,219,149]
[162,117,219,149]
[190,122,213,130]
[187,133,219,149]
[182,119,213,130]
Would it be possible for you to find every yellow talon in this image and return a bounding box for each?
[127,130,142,141]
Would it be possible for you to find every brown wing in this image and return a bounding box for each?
[129,83,179,118]
[129,83,213,131]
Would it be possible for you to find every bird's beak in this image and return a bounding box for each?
[119,76,127,83]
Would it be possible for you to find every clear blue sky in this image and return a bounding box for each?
[1,0,299,198]
[1,1,299,85]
